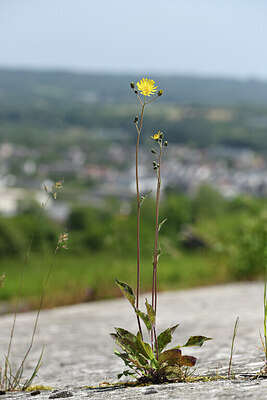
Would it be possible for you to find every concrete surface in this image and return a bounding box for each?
[0,282,266,399]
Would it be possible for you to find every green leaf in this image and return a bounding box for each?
[135,309,152,331]
[182,336,212,347]
[157,324,179,353]
[158,219,167,232]
[140,190,152,206]
[115,278,135,307]
[141,341,155,361]
[161,365,184,381]
[111,332,148,366]
[158,349,182,365]
[151,358,159,369]
[145,299,155,325]
[114,328,152,362]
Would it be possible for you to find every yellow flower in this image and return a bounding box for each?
[151,131,160,140]
[136,78,157,97]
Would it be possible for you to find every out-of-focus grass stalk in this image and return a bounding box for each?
[4,194,50,388]
[228,316,240,378]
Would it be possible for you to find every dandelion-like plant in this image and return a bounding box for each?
[111,80,211,384]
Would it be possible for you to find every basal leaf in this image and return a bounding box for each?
[161,365,184,381]
[145,299,155,325]
[182,336,212,347]
[111,331,148,366]
[157,324,179,353]
[158,349,182,365]
[150,358,159,369]
[115,278,135,307]
[141,341,155,361]
[178,355,197,367]
[114,328,152,362]
[158,219,167,232]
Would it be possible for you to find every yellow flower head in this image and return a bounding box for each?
[151,131,161,140]
[136,78,158,97]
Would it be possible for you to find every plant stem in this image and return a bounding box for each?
[4,195,50,388]
[152,146,162,316]
[264,265,267,363]
[135,102,145,340]
[228,316,239,378]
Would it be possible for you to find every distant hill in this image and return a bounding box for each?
[1,69,267,106]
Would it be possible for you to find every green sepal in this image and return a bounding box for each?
[115,278,135,307]
[157,324,179,353]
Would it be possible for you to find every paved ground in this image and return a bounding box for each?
[0,282,267,399]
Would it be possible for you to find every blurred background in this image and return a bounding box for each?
[0,0,267,311]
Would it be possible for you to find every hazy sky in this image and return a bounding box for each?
[1,0,267,79]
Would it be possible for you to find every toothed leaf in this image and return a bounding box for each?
[115,278,135,307]
[182,336,212,347]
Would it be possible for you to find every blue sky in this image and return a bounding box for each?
[0,0,266,79]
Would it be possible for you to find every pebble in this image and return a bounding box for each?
[49,391,73,399]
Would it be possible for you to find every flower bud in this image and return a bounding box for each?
[158,90,163,96]
[134,89,138,94]
[130,82,135,89]
[134,116,139,123]
[164,141,168,147]
[151,149,156,154]
[153,161,157,167]
[159,132,163,139]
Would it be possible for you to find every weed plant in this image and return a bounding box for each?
[0,181,67,391]
[111,79,211,383]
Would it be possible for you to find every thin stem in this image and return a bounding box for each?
[264,265,267,363]
[153,325,159,360]
[15,251,56,382]
[228,316,240,378]
[134,103,145,340]
[152,146,162,316]
[4,195,50,386]
[145,95,159,105]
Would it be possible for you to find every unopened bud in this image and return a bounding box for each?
[153,161,157,167]
[158,90,163,97]
[159,132,163,139]
[151,149,156,154]
[134,116,139,123]
[164,141,168,147]
[130,82,135,89]
[134,89,138,94]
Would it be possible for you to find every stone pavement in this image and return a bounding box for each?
[0,282,267,399]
